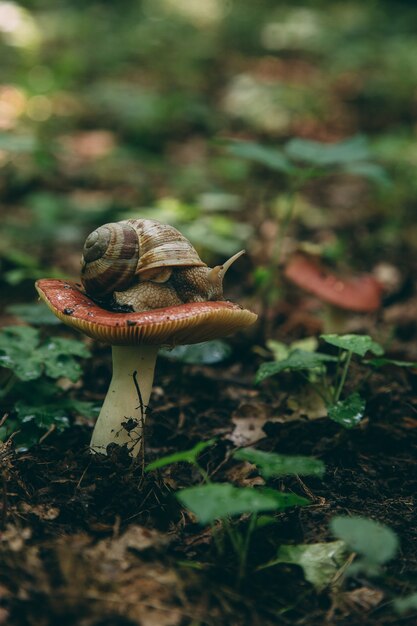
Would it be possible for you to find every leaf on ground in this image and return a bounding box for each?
[286,387,328,421]
[177,484,309,524]
[328,392,366,429]
[321,334,384,357]
[234,448,325,479]
[260,541,346,591]
[228,402,273,446]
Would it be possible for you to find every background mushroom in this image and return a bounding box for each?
[36,279,257,457]
[284,254,382,333]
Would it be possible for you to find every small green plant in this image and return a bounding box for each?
[256,333,417,429]
[147,442,324,585]
[0,326,97,448]
[225,136,389,307]
[330,515,399,578]
[259,514,399,593]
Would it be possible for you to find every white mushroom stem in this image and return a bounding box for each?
[90,344,159,457]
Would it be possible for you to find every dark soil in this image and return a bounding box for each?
[1,350,417,626]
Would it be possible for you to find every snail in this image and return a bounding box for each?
[81,218,245,312]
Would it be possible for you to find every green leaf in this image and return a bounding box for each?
[40,338,91,381]
[0,326,90,383]
[234,448,325,479]
[394,593,417,615]
[160,340,231,364]
[177,484,309,524]
[328,393,366,429]
[260,541,346,591]
[330,516,399,565]
[321,334,384,357]
[0,326,43,380]
[15,401,71,432]
[256,350,337,383]
[266,337,318,363]
[285,136,371,167]
[366,357,417,369]
[225,141,293,173]
[342,162,390,187]
[146,439,216,472]
[6,303,62,326]
[0,133,37,153]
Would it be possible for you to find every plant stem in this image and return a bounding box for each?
[0,372,17,399]
[196,463,211,485]
[237,513,258,587]
[90,344,159,457]
[272,190,297,267]
[334,350,352,403]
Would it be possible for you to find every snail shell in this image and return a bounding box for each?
[81,218,206,298]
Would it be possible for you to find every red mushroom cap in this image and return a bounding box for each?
[284,254,382,313]
[35,279,257,346]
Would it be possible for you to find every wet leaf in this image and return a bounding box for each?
[321,334,384,357]
[328,392,366,429]
[146,439,216,471]
[160,340,231,364]
[260,541,346,591]
[177,484,309,524]
[234,448,325,479]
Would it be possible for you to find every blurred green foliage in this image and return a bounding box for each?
[1,0,417,340]
[0,326,97,448]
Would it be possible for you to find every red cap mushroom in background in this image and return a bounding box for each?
[35,279,257,457]
[284,254,383,333]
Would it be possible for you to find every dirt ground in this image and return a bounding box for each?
[1,322,417,626]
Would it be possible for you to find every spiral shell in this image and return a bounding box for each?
[81,218,206,298]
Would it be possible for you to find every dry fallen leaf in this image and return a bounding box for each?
[19,502,60,521]
[228,402,277,446]
[286,387,328,421]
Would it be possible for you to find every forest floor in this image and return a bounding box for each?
[1,311,417,626]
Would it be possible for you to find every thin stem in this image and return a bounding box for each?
[0,372,17,399]
[223,518,242,556]
[272,190,297,267]
[298,370,331,406]
[195,463,211,485]
[334,350,352,403]
[237,513,258,587]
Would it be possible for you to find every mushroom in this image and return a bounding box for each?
[35,279,257,457]
[284,254,382,333]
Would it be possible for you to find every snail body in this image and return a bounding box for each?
[81,218,244,312]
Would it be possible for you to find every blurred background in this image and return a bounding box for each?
[1,0,416,322]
